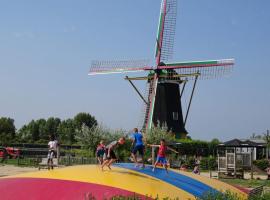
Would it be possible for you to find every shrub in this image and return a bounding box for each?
[253,159,269,170]
[145,124,176,145]
[199,191,241,200]
[200,157,217,170]
[186,157,195,169]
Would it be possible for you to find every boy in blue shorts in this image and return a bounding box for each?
[131,128,145,168]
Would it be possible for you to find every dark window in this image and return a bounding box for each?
[173,112,178,120]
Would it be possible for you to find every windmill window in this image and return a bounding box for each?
[173,112,178,120]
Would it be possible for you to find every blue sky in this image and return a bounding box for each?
[0,0,269,141]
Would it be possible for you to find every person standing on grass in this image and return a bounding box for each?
[148,139,178,173]
[193,156,201,174]
[101,137,125,171]
[47,134,58,170]
[131,128,145,168]
[96,140,106,165]
[266,162,270,180]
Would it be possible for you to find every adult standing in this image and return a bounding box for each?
[131,128,145,168]
[47,134,58,170]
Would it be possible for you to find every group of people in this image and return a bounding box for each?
[95,128,179,172]
[47,128,201,174]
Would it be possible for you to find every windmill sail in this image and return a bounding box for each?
[88,59,152,75]
[155,0,177,64]
[158,59,234,80]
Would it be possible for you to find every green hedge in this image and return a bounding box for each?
[176,139,220,157]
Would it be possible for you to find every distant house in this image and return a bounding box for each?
[218,138,266,161]
[217,138,266,178]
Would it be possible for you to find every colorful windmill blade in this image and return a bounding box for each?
[88,59,152,75]
[157,59,234,80]
[155,0,177,63]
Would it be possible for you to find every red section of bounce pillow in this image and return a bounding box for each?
[0,178,144,200]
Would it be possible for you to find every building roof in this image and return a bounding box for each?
[218,139,265,147]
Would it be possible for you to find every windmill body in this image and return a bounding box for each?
[153,82,187,136]
[89,0,234,138]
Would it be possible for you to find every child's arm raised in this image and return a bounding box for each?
[167,146,179,154]
[147,144,160,147]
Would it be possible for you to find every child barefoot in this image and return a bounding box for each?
[96,140,105,165]
[101,137,125,171]
[148,139,178,173]
[131,128,145,168]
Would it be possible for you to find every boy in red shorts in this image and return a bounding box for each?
[148,139,178,173]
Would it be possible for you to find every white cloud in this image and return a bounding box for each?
[63,25,77,33]
[12,31,35,38]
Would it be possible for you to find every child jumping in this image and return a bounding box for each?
[148,139,178,173]
[101,137,125,171]
[131,128,145,168]
[96,140,105,165]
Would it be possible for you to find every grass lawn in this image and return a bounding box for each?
[221,178,270,188]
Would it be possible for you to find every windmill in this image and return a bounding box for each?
[88,0,234,139]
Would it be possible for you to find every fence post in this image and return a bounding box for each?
[152,147,155,165]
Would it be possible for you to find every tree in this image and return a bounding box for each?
[57,119,75,145]
[75,124,129,160]
[208,138,220,156]
[36,119,47,141]
[0,117,16,145]
[18,118,61,143]
[250,133,262,139]
[44,117,61,138]
[16,113,99,144]
[18,120,40,142]
[74,113,97,130]
[75,124,111,155]
[145,124,176,145]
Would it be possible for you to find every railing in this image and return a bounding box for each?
[2,156,97,167]
[248,185,265,200]
[59,156,97,166]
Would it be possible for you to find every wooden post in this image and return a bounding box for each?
[57,146,60,165]
[251,147,254,180]
[152,146,155,165]
[209,157,212,178]
[234,147,236,178]
[266,130,269,160]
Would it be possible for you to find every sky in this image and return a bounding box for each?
[0,0,269,141]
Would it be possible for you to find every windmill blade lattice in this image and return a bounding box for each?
[156,59,234,80]
[89,59,152,75]
[156,0,177,63]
